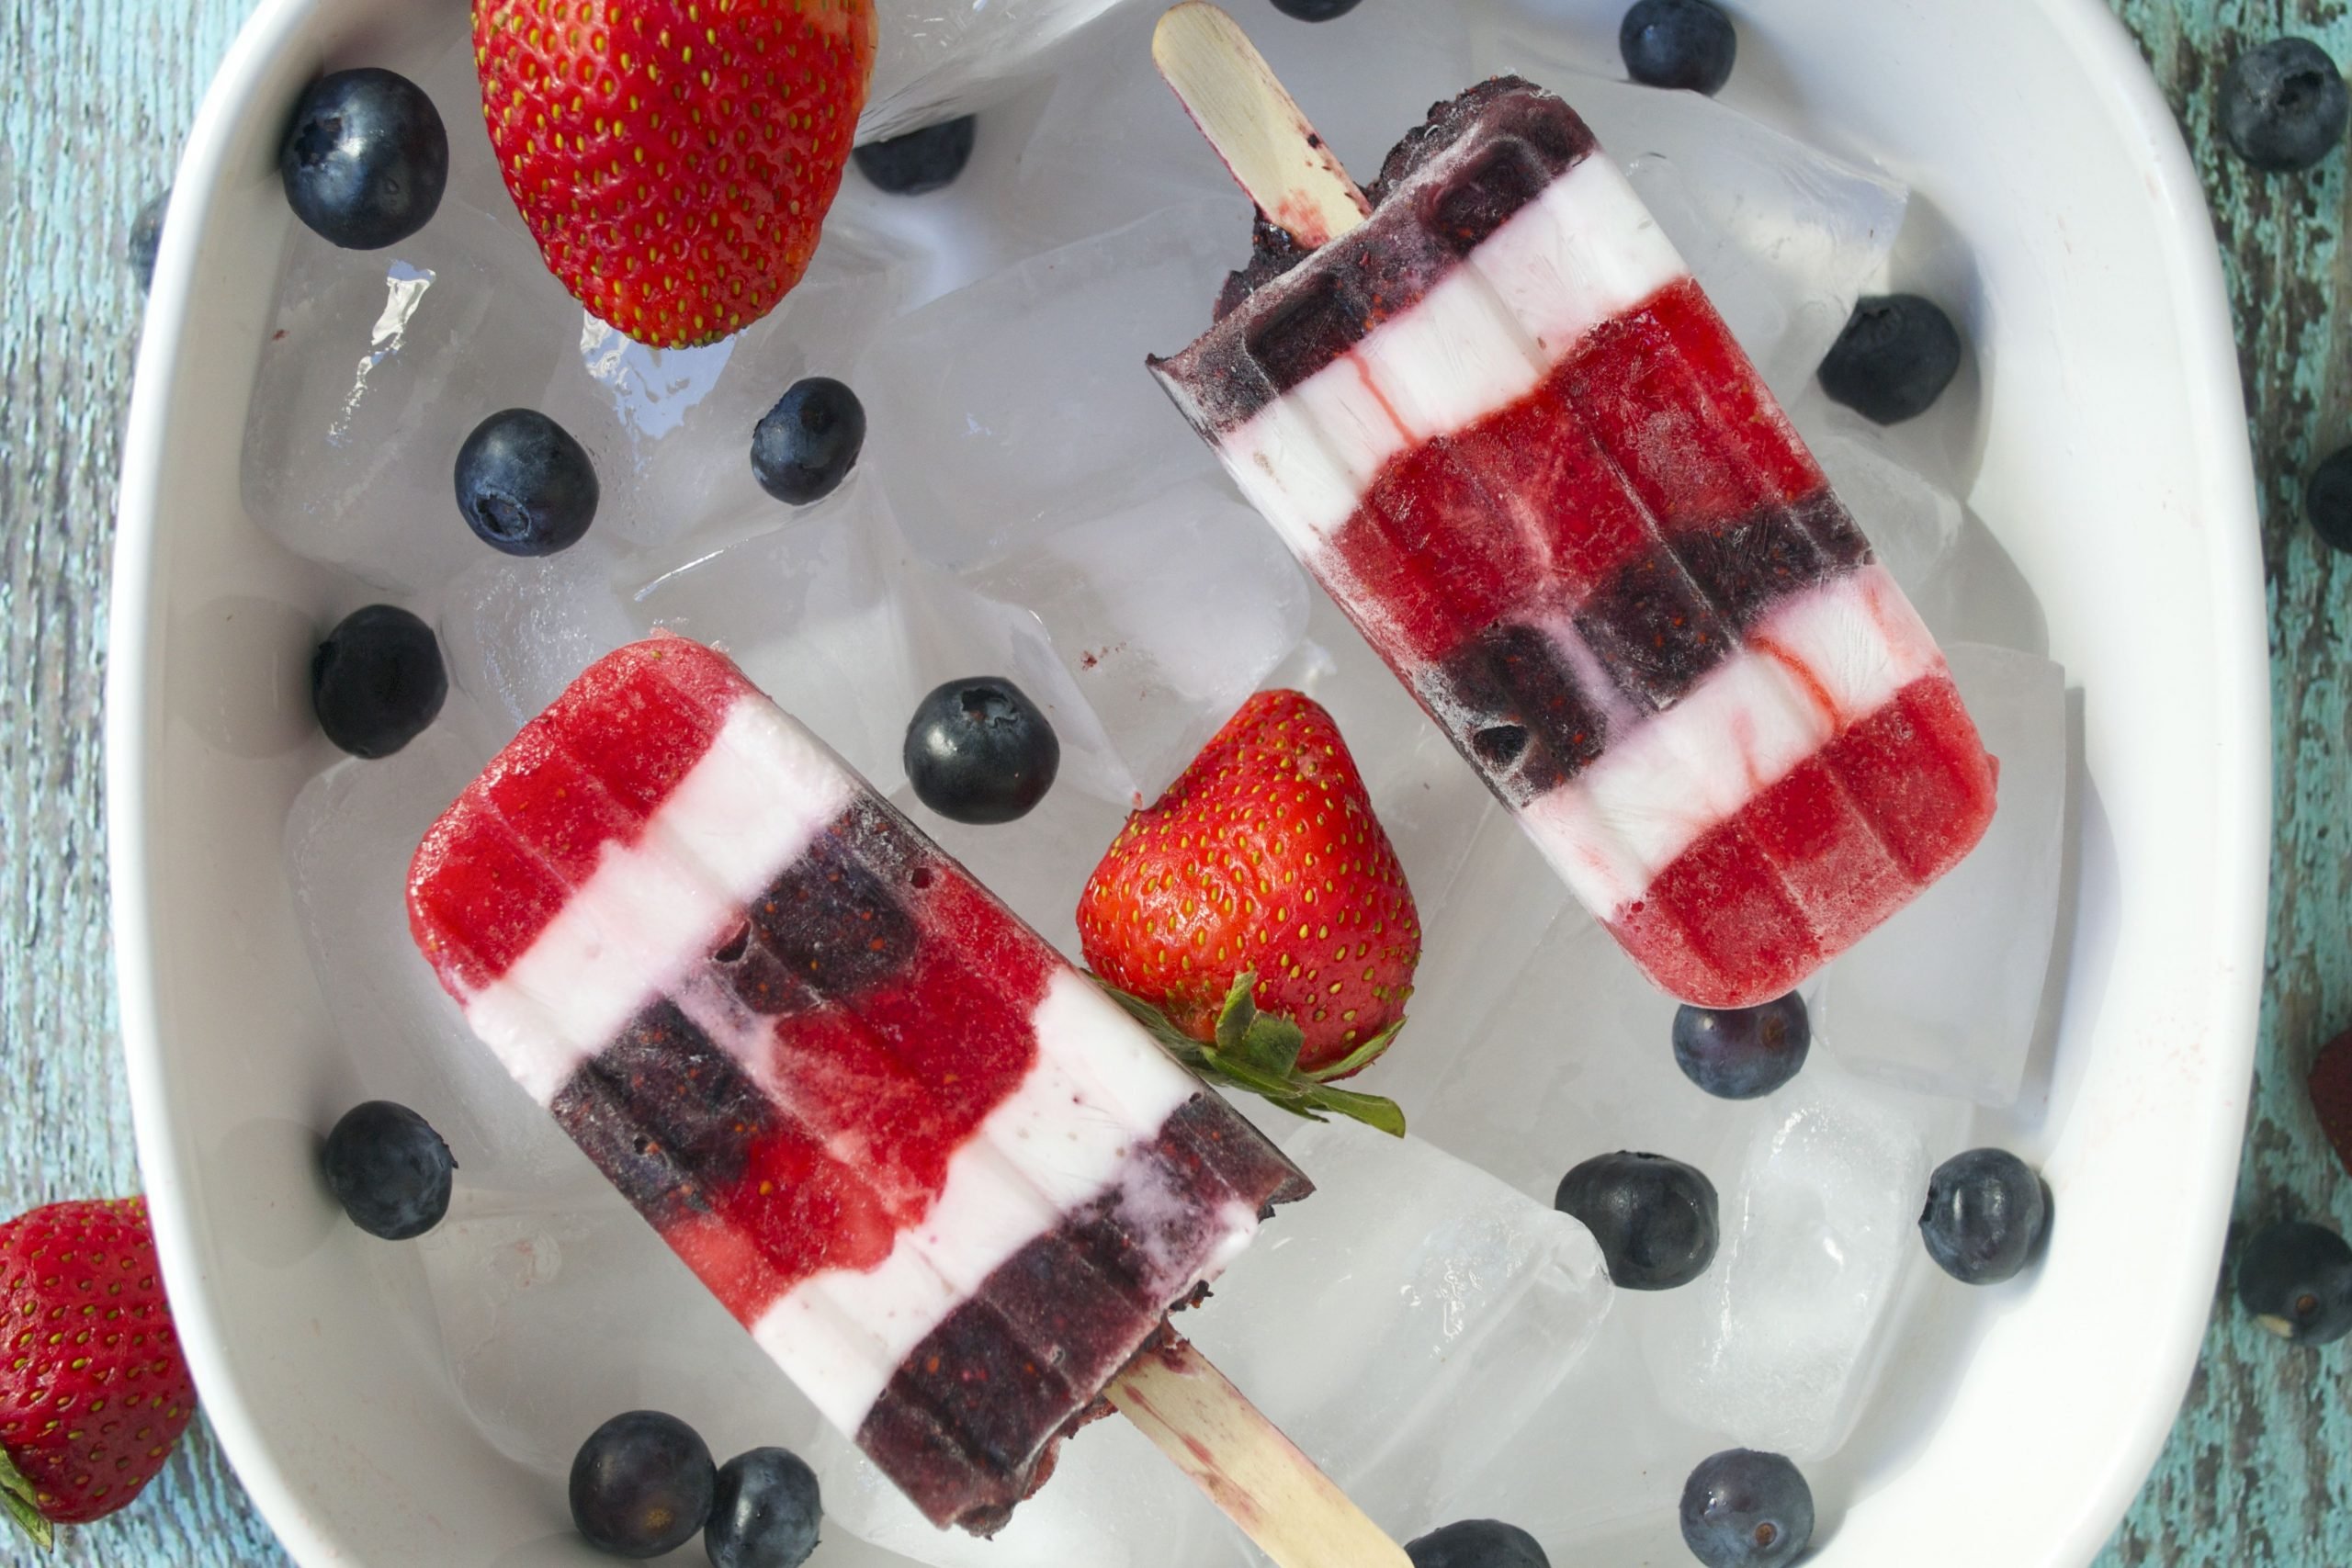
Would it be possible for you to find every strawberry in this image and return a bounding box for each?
[2310,1026,2352,1181]
[0,1198,195,1545]
[473,0,877,349]
[1079,690,1419,1132]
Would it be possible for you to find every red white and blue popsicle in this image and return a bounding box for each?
[1148,10,1997,1009]
[406,636,1311,1536]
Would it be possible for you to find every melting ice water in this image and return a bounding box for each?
[247,1,2073,1562]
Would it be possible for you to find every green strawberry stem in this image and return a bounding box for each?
[1099,972,1407,1138]
[0,1447,54,1551]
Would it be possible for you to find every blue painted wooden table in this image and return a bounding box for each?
[4,0,2341,1562]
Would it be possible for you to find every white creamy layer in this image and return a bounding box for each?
[754,969,1243,1436]
[1199,154,1687,556]
[459,695,855,1104]
[1521,566,1943,915]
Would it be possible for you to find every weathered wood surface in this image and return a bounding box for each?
[1,0,294,1561]
[0,0,2337,1561]
[2094,3,2352,1563]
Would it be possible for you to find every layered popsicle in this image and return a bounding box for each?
[406,636,1308,1533]
[1150,75,1998,1009]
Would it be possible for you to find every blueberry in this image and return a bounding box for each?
[1619,0,1736,95]
[1817,294,1963,425]
[2305,446,2352,554]
[1679,1450,1814,1568]
[571,1410,716,1559]
[853,117,978,196]
[1555,1151,1718,1291]
[311,604,447,758]
[1919,1147,2052,1284]
[2220,39,2350,173]
[705,1447,823,1568]
[455,409,600,556]
[2236,1221,2352,1344]
[1272,0,1364,19]
[130,187,171,292]
[1672,994,1809,1100]
[279,68,448,250]
[322,1100,454,1240]
[903,678,1060,825]
[1403,1518,1549,1568]
[751,378,867,505]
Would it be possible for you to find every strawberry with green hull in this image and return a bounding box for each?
[473,0,877,350]
[1079,689,1419,1133]
[0,1198,196,1547]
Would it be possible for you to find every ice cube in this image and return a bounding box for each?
[861,0,1130,142]
[420,1191,821,1476]
[1797,405,1967,598]
[285,706,584,1196]
[809,1409,1230,1568]
[939,479,1311,807]
[537,221,917,552]
[1818,643,2069,1106]
[1008,0,1478,254]
[811,1119,1611,1568]
[1242,0,1482,187]
[628,485,927,795]
[1469,30,1907,401]
[855,199,1238,572]
[1430,1320,1722,1546]
[1405,913,1749,1204]
[242,203,580,594]
[434,540,638,741]
[1008,5,1250,253]
[1196,1118,1612,1547]
[1643,1071,1967,1460]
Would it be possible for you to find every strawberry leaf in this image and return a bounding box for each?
[1304,1017,1406,1084]
[0,1448,53,1551]
[1213,974,1306,1081]
[1093,976,1404,1137]
[1295,1083,1408,1138]
[1212,973,1258,1055]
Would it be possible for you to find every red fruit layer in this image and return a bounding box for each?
[1323,276,1829,673]
[409,637,752,995]
[1608,672,1998,1008]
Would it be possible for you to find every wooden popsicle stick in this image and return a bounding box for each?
[1110,1337,1412,1568]
[1153,1,1370,247]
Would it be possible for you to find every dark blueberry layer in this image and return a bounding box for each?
[1670,491,1871,630]
[1374,75,1596,198]
[1572,548,1736,712]
[1423,136,1555,257]
[551,999,774,1220]
[858,1093,1308,1534]
[1418,488,1871,801]
[875,1296,1090,1480]
[736,819,922,1006]
[1153,77,1596,432]
[1423,623,1610,807]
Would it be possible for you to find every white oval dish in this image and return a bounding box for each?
[112,0,2267,1563]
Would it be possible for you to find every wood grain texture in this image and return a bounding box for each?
[2096,3,2352,1563]
[2,0,291,1560]
[0,0,2338,1562]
